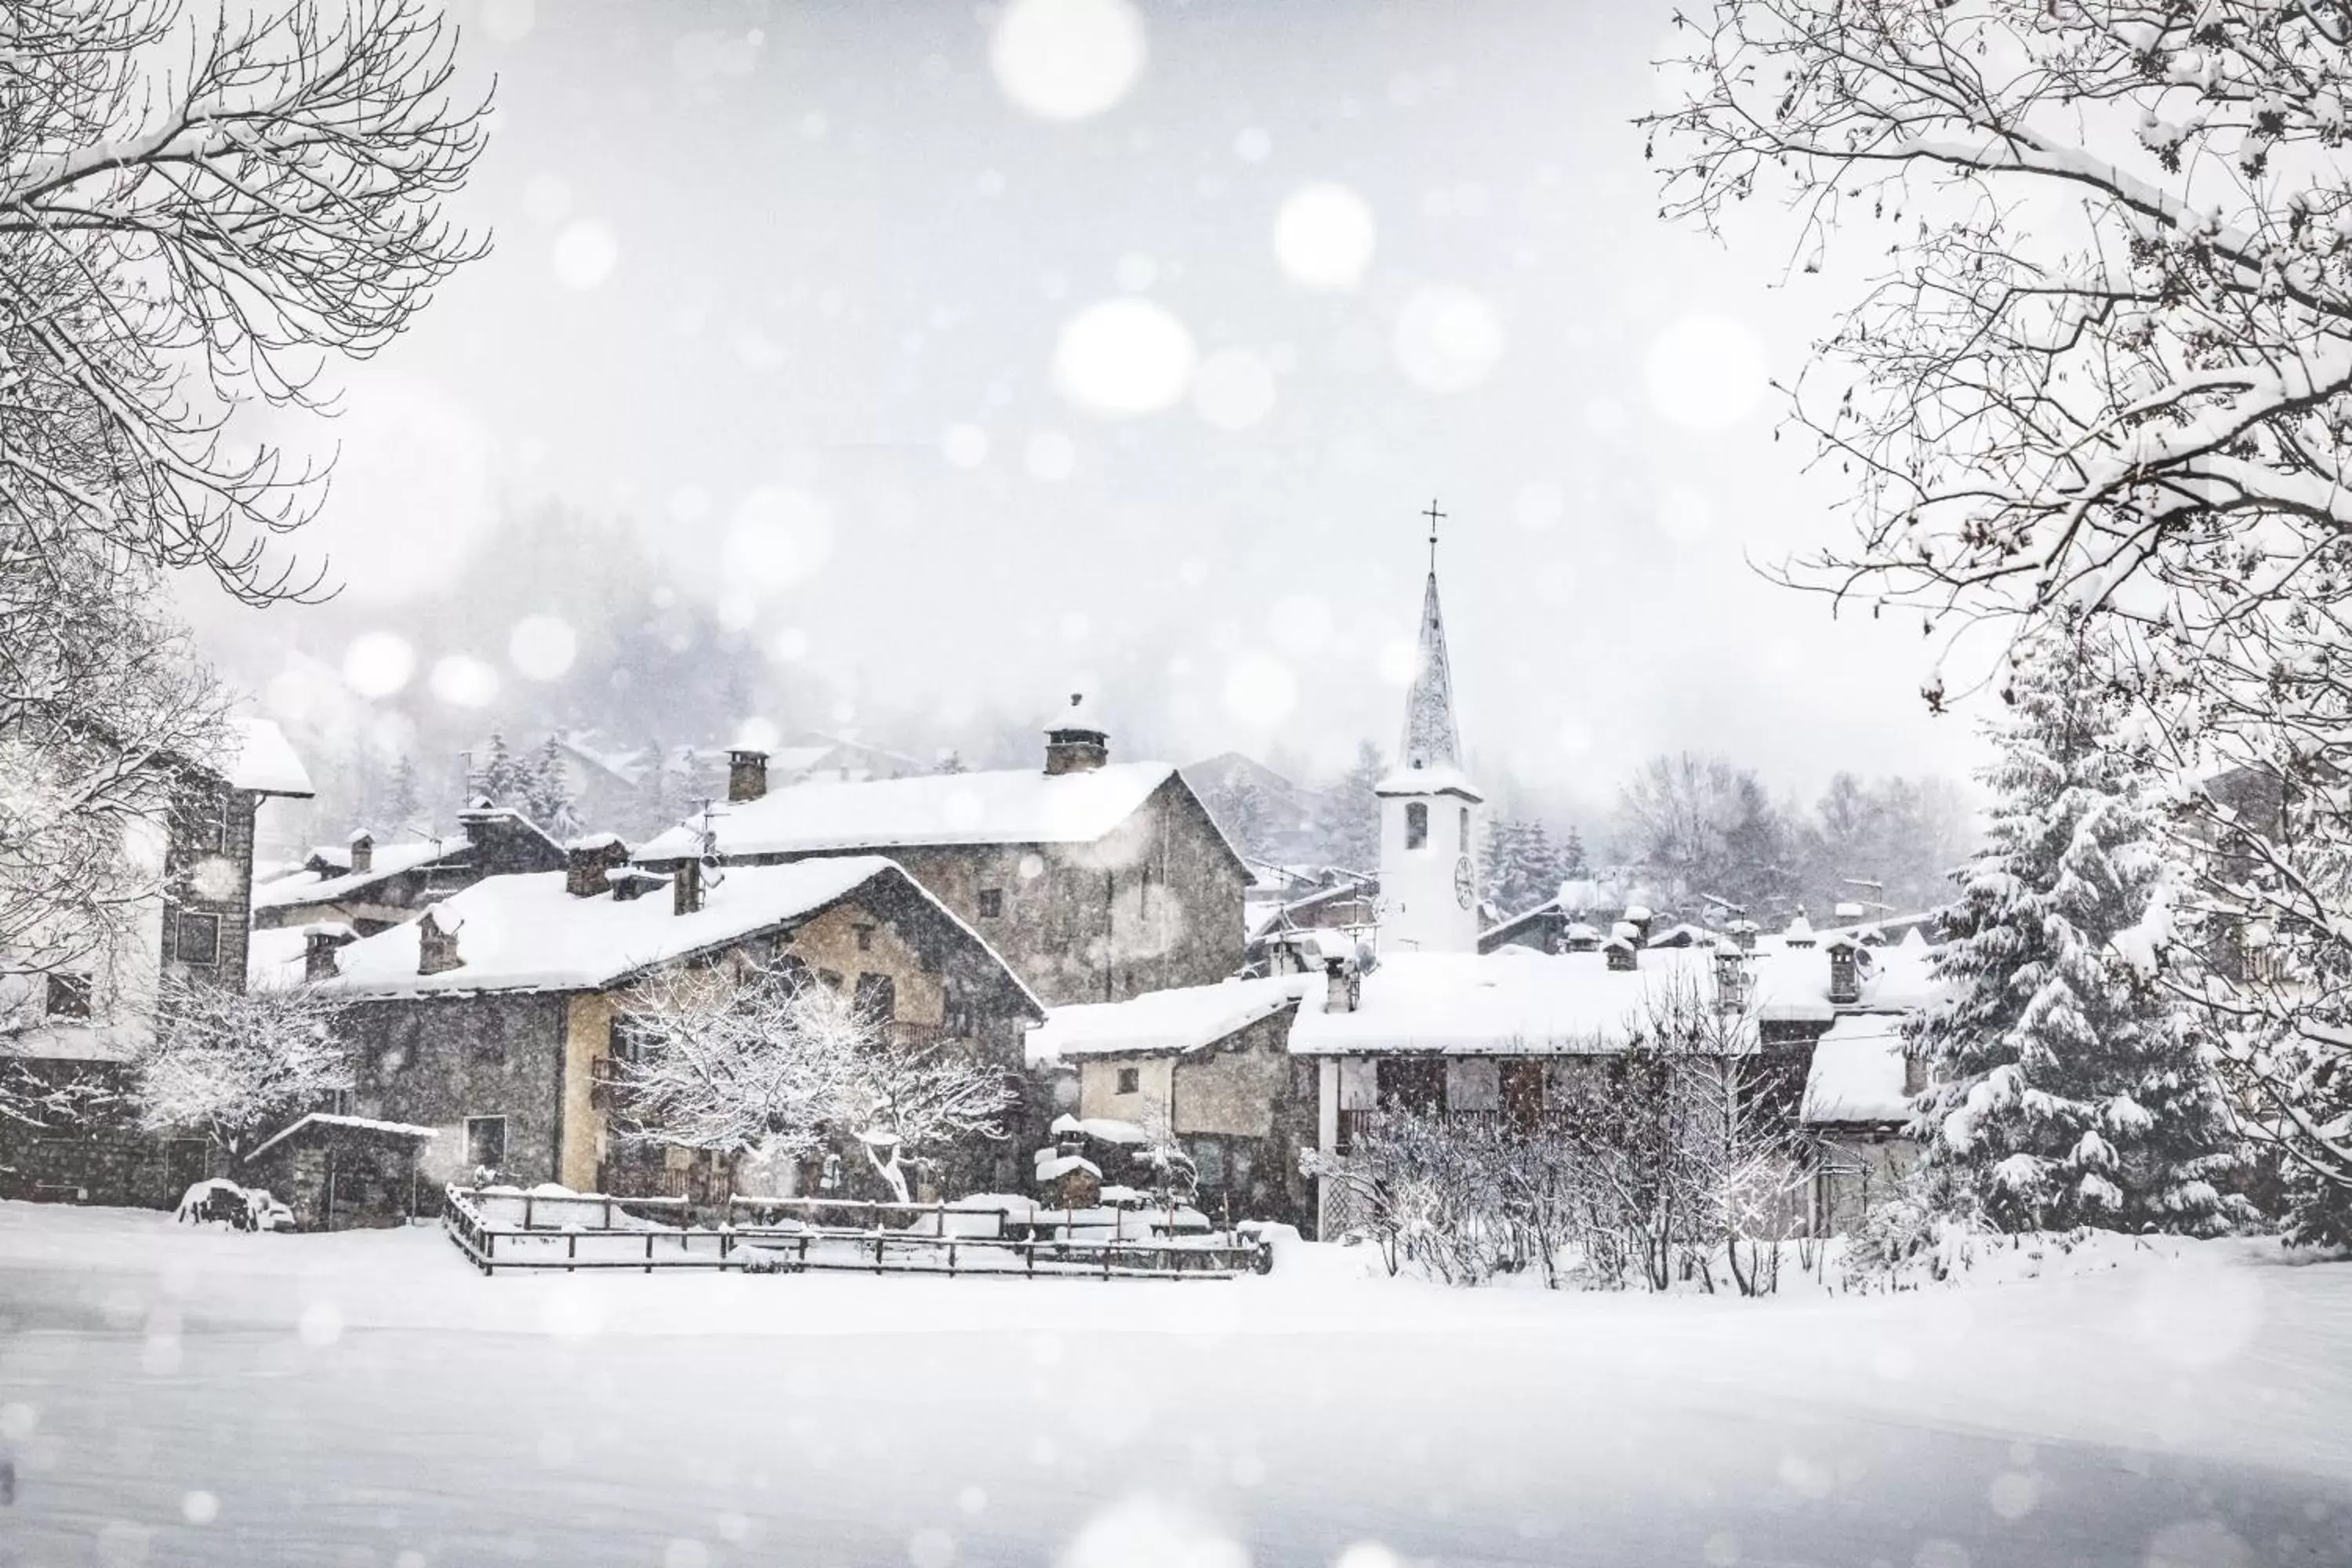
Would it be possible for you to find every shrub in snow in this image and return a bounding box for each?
[176,1179,291,1232]
[1908,623,2246,1237]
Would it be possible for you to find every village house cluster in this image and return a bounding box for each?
[0,543,1939,1237]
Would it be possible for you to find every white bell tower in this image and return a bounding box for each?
[1377,501,1484,954]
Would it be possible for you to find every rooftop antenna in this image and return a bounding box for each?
[1421,497,1446,574]
[695,797,729,891]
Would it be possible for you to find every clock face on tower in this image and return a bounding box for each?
[1453,854,1475,909]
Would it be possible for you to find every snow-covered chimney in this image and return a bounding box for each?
[1044,692,1109,776]
[564,833,631,898]
[1605,931,1639,972]
[304,924,357,982]
[673,858,705,917]
[416,910,463,976]
[1323,957,1359,1014]
[1827,936,1861,1006]
[347,829,373,876]
[1727,918,1760,953]
[1621,904,1654,944]
[728,749,768,804]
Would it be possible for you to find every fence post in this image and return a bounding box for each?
[645,1230,655,1275]
[567,1231,576,1274]
[523,1192,535,1231]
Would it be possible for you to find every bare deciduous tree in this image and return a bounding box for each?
[135,971,351,1159]
[2,0,487,1011]
[1649,2,2352,1238]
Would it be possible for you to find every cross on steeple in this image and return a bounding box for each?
[1422,498,1446,573]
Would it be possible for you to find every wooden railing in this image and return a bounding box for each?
[439,1185,1270,1281]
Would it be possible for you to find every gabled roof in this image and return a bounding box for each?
[635,760,1190,862]
[226,717,314,798]
[317,855,1043,1014]
[1027,974,1310,1066]
[245,1112,437,1164]
[252,837,453,912]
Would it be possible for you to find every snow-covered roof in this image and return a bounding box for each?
[1800,1015,1915,1127]
[1290,938,1944,1056]
[318,855,1041,1009]
[252,837,452,912]
[1373,760,1483,800]
[1027,975,1310,1066]
[226,717,314,798]
[245,1112,437,1164]
[635,760,1181,861]
[247,925,313,991]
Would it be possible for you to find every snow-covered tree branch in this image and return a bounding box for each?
[1650,0,2352,1237]
[136,971,352,1158]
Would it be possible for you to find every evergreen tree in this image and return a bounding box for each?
[934,749,967,775]
[1908,623,2243,1236]
[1560,824,1591,880]
[1207,775,1272,860]
[1322,741,1386,873]
[383,757,423,832]
[474,731,530,807]
[525,737,580,838]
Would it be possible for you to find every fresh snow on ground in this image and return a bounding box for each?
[1,1201,2347,1566]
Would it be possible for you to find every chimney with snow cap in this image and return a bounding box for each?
[304,923,358,982]
[347,829,373,875]
[673,857,704,916]
[564,833,631,898]
[728,749,768,804]
[1044,691,1109,776]
[416,909,463,976]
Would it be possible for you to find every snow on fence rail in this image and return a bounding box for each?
[439,1185,1271,1281]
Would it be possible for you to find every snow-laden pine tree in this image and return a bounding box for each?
[1910,625,2242,1236]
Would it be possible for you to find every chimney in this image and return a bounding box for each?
[1622,904,1654,943]
[1727,919,1759,953]
[564,833,632,898]
[416,909,463,976]
[1044,692,1109,776]
[1712,945,1748,1013]
[728,749,769,804]
[1562,921,1600,954]
[1604,935,1639,972]
[347,829,373,876]
[609,867,669,902]
[303,924,356,982]
[1828,938,1861,1005]
[673,857,705,916]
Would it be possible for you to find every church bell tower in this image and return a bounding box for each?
[1377,501,1484,953]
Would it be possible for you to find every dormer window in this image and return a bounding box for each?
[1405,801,1428,850]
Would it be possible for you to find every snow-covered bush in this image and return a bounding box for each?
[136,975,353,1160]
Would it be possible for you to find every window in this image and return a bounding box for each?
[45,972,92,1018]
[977,887,1004,919]
[1404,801,1428,850]
[172,911,221,967]
[465,1116,506,1172]
[775,953,812,993]
[1459,806,1470,851]
[854,924,875,952]
[943,982,973,1038]
[853,971,897,1022]
[1116,1066,1141,1095]
[1192,1138,1226,1188]
[816,967,844,993]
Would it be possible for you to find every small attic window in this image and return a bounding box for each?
[1116,1066,1141,1094]
[978,888,1004,919]
[1405,802,1428,850]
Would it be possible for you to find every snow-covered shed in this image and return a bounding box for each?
[1799,1014,1926,1233]
[237,1112,437,1232]
[633,717,1250,1009]
[310,855,1044,1201]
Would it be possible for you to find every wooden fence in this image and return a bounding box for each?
[440,1185,1271,1281]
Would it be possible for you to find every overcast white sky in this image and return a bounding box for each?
[200,0,1988,815]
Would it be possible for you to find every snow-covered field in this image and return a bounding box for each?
[2,1203,2349,1567]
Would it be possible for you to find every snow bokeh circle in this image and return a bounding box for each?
[1393,285,1504,394]
[1273,183,1376,289]
[942,424,990,469]
[989,0,1146,122]
[1026,431,1078,481]
[429,655,499,709]
[508,615,578,681]
[1054,298,1197,416]
[1055,1497,1247,1568]
[552,220,618,290]
[721,488,834,593]
[1192,348,1277,430]
[1644,314,1768,430]
[342,633,416,698]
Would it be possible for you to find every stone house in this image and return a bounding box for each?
[1026,972,1319,1230]
[311,848,1044,1203]
[636,703,1249,1007]
[0,717,314,1207]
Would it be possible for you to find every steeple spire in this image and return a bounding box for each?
[1399,505,1463,774]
